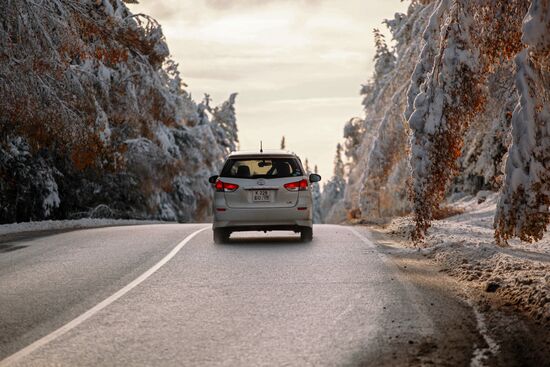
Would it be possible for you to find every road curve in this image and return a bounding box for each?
[1,224,483,366]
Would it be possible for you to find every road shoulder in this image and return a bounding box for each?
[364,225,550,367]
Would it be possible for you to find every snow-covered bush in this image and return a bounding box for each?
[0,0,238,223]
[0,137,60,221]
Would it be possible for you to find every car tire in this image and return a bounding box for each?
[300,227,313,242]
[213,229,230,244]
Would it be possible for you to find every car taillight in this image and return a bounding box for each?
[215,180,239,192]
[284,179,308,191]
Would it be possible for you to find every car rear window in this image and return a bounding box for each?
[221,157,303,179]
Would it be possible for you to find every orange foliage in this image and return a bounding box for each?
[94,47,129,65]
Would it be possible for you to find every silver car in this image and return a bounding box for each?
[209,150,321,243]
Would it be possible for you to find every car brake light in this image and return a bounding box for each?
[284,179,308,191]
[215,180,239,192]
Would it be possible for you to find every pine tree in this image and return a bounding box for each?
[334,143,345,179]
[373,29,396,81]
[211,93,239,155]
[197,94,212,126]
[319,144,347,223]
[308,162,322,224]
[343,118,365,163]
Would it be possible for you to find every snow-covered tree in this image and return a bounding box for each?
[339,3,433,222]
[360,28,397,108]
[404,0,447,123]
[210,93,239,156]
[320,144,347,223]
[197,94,213,126]
[327,0,544,247]
[408,0,485,241]
[406,0,529,241]
[333,143,345,179]
[316,0,550,247]
[303,160,322,223]
[373,28,396,82]
[495,0,550,244]
[0,0,238,223]
[343,117,365,164]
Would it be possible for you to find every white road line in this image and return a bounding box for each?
[0,226,209,367]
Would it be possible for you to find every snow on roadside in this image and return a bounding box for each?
[467,297,500,367]
[0,219,168,237]
[386,193,550,323]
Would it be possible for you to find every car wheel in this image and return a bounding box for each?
[300,227,313,242]
[213,229,230,244]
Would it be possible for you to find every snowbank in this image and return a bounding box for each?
[0,219,167,237]
[385,194,549,323]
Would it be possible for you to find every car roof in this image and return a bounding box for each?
[227,150,299,158]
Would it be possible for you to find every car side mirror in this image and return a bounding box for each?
[309,173,321,183]
[208,175,219,184]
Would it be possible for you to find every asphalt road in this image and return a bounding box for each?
[0,224,486,366]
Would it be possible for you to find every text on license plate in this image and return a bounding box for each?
[253,190,271,202]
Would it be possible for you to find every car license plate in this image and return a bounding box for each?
[253,190,271,202]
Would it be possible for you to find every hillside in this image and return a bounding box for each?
[0,0,238,223]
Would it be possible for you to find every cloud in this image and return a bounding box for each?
[204,0,324,11]
[129,0,324,22]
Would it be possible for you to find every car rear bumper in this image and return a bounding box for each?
[213,207,312,230]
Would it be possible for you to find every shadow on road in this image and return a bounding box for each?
[0,229,81,247]
[0,243,28,253]
[221,233,307,247]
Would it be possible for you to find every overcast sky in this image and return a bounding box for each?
[128,0,409,182]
